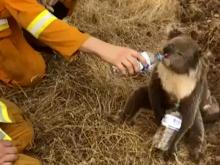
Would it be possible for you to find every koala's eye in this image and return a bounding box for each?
[163,44,174,54]
[177,52,183,56]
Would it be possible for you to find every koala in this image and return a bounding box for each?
[118,34,220,162]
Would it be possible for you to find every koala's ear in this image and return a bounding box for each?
[194,48,202,59]
[168,29,183,40]
[190,30,199,41]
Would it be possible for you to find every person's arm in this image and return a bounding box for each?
[4,0,146,74]
[80,37,146,74]
[38,1,147,74]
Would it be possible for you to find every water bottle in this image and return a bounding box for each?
[139,51,166,72]
[152,104,182,151]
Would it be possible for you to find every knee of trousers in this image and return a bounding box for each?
[14,154,42,165]
[11,55,46,87]
[0,98,35,152]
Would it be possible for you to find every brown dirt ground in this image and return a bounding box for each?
[0,0,219,164]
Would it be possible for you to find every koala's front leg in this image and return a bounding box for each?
[148,71,168,124]
[166,78,204,158]
[119,86,150,125]
[166,93,201,158]
[188,110,205,162]
[167,107,198,158]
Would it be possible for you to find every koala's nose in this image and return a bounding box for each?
[163,58,171,66]
[163,44,174,54]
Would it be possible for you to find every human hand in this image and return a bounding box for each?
[0,140,17,165]
[80,37,147,75]
[39,0,76,16]
[38,0,59,12]
[39,0,59,6]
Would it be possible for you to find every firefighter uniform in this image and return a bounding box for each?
[0,0,89,86]
[0,98,41,164]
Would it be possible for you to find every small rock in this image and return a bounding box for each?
[214,14,219,18]
[207,19,212,23]
[216,156,220,162]
[207,51,212,57]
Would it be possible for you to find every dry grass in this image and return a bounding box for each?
[0,0,219,164]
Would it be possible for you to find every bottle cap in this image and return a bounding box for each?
[155,53,165,61]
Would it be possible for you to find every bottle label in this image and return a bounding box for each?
[161,114,182,131]
[139,51,152,72]
[140,52,151,65]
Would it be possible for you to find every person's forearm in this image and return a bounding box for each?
[79,37,111,59]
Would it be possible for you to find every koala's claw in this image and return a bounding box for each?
[163,151,175,161]
[190,146,203,163]
[163,145,177,161]
[118,111,136,126]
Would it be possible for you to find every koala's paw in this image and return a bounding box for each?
[106,110,136,126]
[163,145,178,161]
[190,145,204,163]
[118,110,136,126]
[106,113,123,124]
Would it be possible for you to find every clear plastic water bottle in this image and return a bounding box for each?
[139,51,166,72]
[152,104,182,151]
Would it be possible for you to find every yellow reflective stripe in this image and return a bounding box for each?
[0,24,9,31]
[27,9,57,38]
[0,128,12,141]
[0,19,9,31]
[3,133,12,141]
[0,101,12,123]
